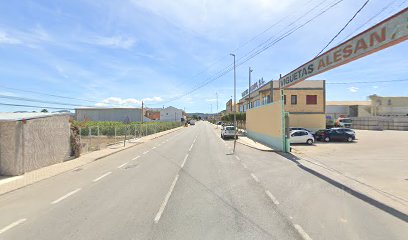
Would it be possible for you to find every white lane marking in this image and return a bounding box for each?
[157,144,161,147]
[132,156,140,160]
[161,141,166,144]
[154,174,179,223]
[294,224,313,240]
[92,172,112,182]
[152,146,157,150]
[265,190,280,205]
[181,154,189,168]
[188,143,194,152]
[51,188,81,204]
[117,162,129,168]
[0,218,27,235]
[235,156,240,160]
[250,173,260,183]
[143,150,149,155]
[242,163,248,169]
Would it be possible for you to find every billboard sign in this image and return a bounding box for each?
[279,8,408,88]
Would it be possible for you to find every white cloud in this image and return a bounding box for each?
[348,87,359,93]
[95,96,162,107]
[92,35,136,49]
[0,32,22,44]
[206,98,216,102]
[142,96,163,102]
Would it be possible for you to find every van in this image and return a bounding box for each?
[335,118,352,128]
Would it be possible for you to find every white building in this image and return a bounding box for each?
[75,107,150,122]
[160,106,185,122]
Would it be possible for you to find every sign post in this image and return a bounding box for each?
[277,8,408,153]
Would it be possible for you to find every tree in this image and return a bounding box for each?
[41,109,48,113]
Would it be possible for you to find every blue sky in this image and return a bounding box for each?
[0,0,407,113]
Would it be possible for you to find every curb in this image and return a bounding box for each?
[236,140,276,152]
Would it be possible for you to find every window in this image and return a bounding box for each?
[262,95,270,105]
[387,99,392,105]
[306,95,317,104]
[291,95,297,105]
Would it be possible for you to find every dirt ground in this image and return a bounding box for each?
[292,130,408,202]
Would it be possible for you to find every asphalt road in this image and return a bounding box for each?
[0,121,407,239]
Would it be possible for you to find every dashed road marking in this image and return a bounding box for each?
[154,174,179,223]
[152,146,157,150]
[51,188,81,204]
[189,143,194,152]
[132,156,140,160]
[181,154,189,168]
[143,150,149,155]
[0,218,27,235]
[294,224,313,240]
[235,156,240,160]
[93,172,112,182]
[250,173,260,183]
[242,163,248,169]
[265,190,280,205]
[117,162,129,168]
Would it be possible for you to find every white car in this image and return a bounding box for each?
[290,130,314,145]
[221,125,237,139]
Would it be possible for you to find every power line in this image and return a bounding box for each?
[315,0,371,57]
[155,0,345,105]
[0,85,113,105]
[0,102,73,110]
[326,78,408,84]
[0,95,94,108]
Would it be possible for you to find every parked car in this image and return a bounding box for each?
[335,117,352,128]
[221,125,237,139]
[289,130,314,145]
[189,120,195,125]
[216,121,223,125]
[290,127,313,133]
[330,127,355,137]
[314,129,355,142]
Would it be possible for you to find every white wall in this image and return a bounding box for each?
[160,107,183,122]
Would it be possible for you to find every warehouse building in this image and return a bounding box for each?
[238,79,326,131]
[75,107,149,122]
[160,106,186,122]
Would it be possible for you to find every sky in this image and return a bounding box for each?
[0,0,407,113]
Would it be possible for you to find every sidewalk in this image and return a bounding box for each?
[236,134,408,216]
[0,126,184,196]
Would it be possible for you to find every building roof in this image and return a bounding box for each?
[326,101,371,106]
[0,112,70,122]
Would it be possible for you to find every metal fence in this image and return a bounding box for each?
[78,122,182,153]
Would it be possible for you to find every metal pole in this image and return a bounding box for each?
[248,67,252,109]
[279,74,288,153]
[230,53,237,153]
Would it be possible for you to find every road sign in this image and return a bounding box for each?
[279,8,408,88]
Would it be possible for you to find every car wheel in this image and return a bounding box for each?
[324,137,330,142]
[306,139,313,145]
[347,136,353,142]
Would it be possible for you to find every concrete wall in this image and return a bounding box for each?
[289,114,326,132]
[246,102,284,151]
[76,108,143,122]
[0,115,71,176]
[351,116,408,130]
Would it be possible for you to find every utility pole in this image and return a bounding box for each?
[248,67,253,109]
[230,53,237,153]
[141,101,144,123]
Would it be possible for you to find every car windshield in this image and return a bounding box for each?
[1,2,407,240]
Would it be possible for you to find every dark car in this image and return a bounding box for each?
[314,129,355,142]
[330,127,356,136]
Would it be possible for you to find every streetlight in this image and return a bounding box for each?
[230,53,237,153]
